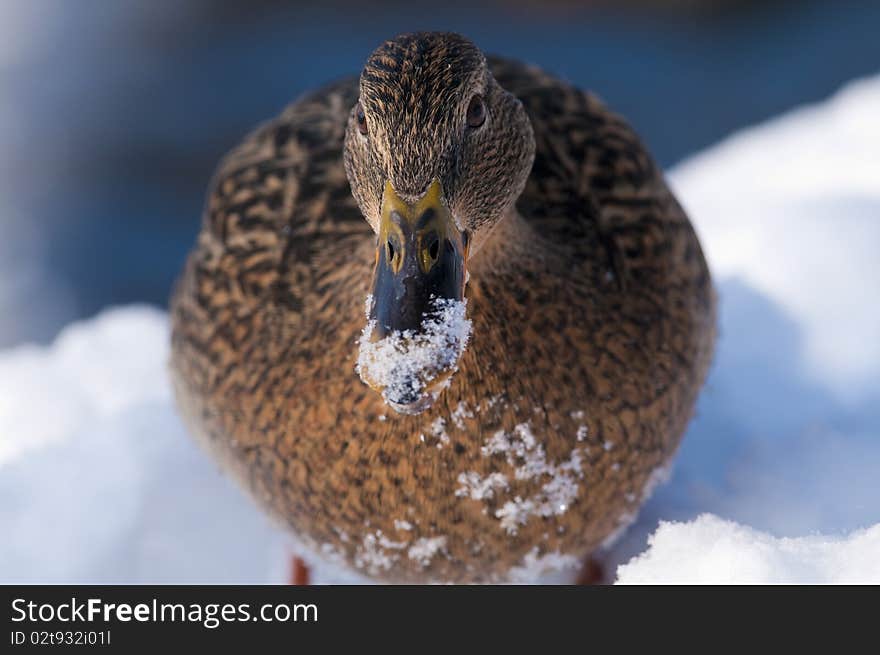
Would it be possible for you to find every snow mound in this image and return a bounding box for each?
[356,296,471,411]
[671,74,880,401]
[603,73,880,577]
[0,306,300,584]
[616,514,880,584]
[0,305,169,466]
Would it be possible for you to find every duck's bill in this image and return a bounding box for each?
[356,179,472,414]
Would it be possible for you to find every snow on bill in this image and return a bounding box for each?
[356,296,471,410]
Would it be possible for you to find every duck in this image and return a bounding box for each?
[170,31,715,584]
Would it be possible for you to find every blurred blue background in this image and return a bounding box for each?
[2,0,880,346]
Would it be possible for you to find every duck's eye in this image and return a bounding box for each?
[356,102,368,135]
[466,95,486,128]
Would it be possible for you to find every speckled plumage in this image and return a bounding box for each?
[170,35,715,583]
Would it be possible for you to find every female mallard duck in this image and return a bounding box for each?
[170,32,715,583]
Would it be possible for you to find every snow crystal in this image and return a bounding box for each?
[355,529,448,574]
[570,410,585,420]
[494,463,583,535]
[408,536,447,568]
[481,423,583,484]
[480,429,517,458]
[479,394,505,411]
[455,471,509,501]
[465,422,585,534]
[496,498,538,535]
[313,541,364,582]
[575,425,588,442]
[449,400,474,430]
[616,514,880,584]
[430,416,450,446]
[507,547,580,584]
[539,473,581,514]
[354,530,407,576]
[356,296,471,412]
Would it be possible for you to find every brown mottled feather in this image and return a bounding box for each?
[170,56,715,582]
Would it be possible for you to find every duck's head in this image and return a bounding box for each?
[344,32,535,415]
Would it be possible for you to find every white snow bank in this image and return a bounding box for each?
[604,74,880,580]
[0,307,297,583]
[670,74,880,401]
[0,306,169,466]
[0,306,367,584]
[616,514,880,584]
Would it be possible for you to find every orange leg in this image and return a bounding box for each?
[576,556,606,585]
[289,556,311,585]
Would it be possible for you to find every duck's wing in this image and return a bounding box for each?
[181,76,367,310]
[170,77,370,397]
[489,56,710,295]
